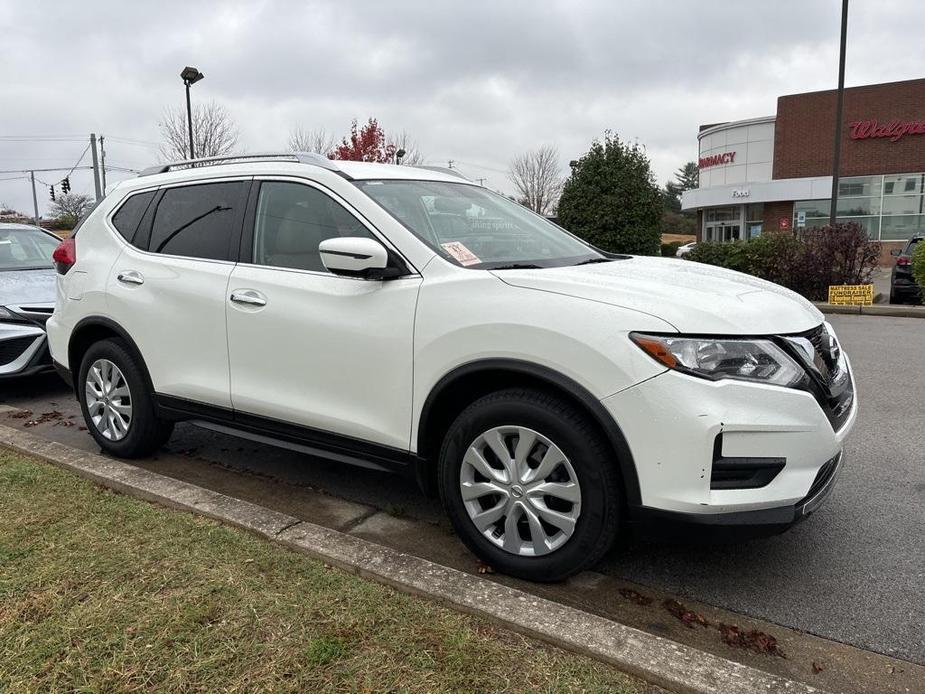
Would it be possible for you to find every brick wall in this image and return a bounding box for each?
[774,78,925,179]
[762,201,794,232]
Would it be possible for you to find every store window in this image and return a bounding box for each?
[793,172,925,240]
[836,197,880,217]
[881,214,925,238]
[838,176,880,198]
[745,203,763,238]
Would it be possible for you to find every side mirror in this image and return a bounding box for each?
[319,237,395,279]
[890,249,901,256]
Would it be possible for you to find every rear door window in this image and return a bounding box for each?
[147,181,248,261]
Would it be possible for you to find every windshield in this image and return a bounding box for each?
[0,227,59,271]
[355,180,606,269]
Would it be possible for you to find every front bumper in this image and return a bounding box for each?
[0,323,52,379]
[601,351,856,522]
[630,451,842,537]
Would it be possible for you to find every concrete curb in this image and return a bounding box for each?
[814,302,925,318]
[0,424,826,694]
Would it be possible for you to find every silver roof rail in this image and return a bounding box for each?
[138,151,349,178]
[413,165,470,181]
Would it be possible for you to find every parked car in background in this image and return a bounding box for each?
[0,223,59,378]
[889,235,922,304]
[675,241,696,257]
[47,153,856,581]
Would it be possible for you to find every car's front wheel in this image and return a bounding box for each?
[438,388,621,581]
[78,338,173,458]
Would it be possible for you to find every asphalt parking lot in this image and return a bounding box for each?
[2,314,923,668]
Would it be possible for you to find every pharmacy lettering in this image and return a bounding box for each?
[698,151,736,169]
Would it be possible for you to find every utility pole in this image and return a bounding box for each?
[448,160,454,169]
[828,0,849,228]
[99,135,107,193]
[90,133,102,201]
[29,171,39,226]
[475,178,486,186]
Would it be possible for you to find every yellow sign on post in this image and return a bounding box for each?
[828,284,874,305]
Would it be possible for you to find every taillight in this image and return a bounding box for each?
[896,256,910,266]
[52,237,76,275]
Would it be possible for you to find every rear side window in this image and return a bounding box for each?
[148,181,248,260]
[111,191,155,243]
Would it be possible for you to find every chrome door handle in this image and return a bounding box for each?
[117,270,144,285]
[230,290,267,307]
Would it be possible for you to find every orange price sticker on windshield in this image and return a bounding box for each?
[441,241,480,266]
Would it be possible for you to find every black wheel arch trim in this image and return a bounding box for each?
[67,316,156,399]
[417,358,643,508]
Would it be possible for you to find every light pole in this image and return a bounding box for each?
[180,66,204,160]
[828,0,849,228]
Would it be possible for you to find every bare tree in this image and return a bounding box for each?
[508,145,563,215]
[158,101,240,161]
[387,130,425,166]
[288,126,335,156]
[49,193,93,228]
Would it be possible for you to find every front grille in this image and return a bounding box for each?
[781,324,854,432]
[9,306,53,326]
[804,325,834,384]
[0,336,37,366]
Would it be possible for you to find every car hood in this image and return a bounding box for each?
[0,268,56,306]
[492,256,823,335]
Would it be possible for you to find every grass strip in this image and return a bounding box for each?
[0,450,649,693]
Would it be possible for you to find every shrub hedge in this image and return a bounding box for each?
[683,223,881,301]
[912,240,925,295]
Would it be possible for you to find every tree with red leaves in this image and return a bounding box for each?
[330,118,396,163]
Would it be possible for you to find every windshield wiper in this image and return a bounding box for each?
[487,263,544,270]
[572,257,614,266]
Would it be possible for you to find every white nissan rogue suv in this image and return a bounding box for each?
[47,153,856,581]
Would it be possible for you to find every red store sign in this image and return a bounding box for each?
[849,118,925,142]
[698,151,736,169]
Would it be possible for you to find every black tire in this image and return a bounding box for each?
[889,289,900,305]
[77,338,174,458]
[438,388,621,582]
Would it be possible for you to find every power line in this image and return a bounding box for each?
[448,159,508,175]
[104,136,160,148]
[0,135,89,143]
[0,165,94,175]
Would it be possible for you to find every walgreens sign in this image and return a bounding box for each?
[698,151,736,169]
[849,118,925,142]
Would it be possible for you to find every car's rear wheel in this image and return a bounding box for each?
[78,338,173,458]
[438,388,621,581]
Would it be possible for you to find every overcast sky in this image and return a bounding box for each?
[1,0,923,217]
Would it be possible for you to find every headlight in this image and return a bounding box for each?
[0,306,17,322]
[630,333,804,387]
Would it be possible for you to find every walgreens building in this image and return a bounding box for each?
[681,78,925,258]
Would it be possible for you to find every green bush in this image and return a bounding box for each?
[683,224,880,301]
[912,241,925,292]
[660,242,681,257]
[558,132,662,256]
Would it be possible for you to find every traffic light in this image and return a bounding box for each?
[61,177,70,194]
[49,185,55,201]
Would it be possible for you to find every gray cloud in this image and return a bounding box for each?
[1,0,923,216]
